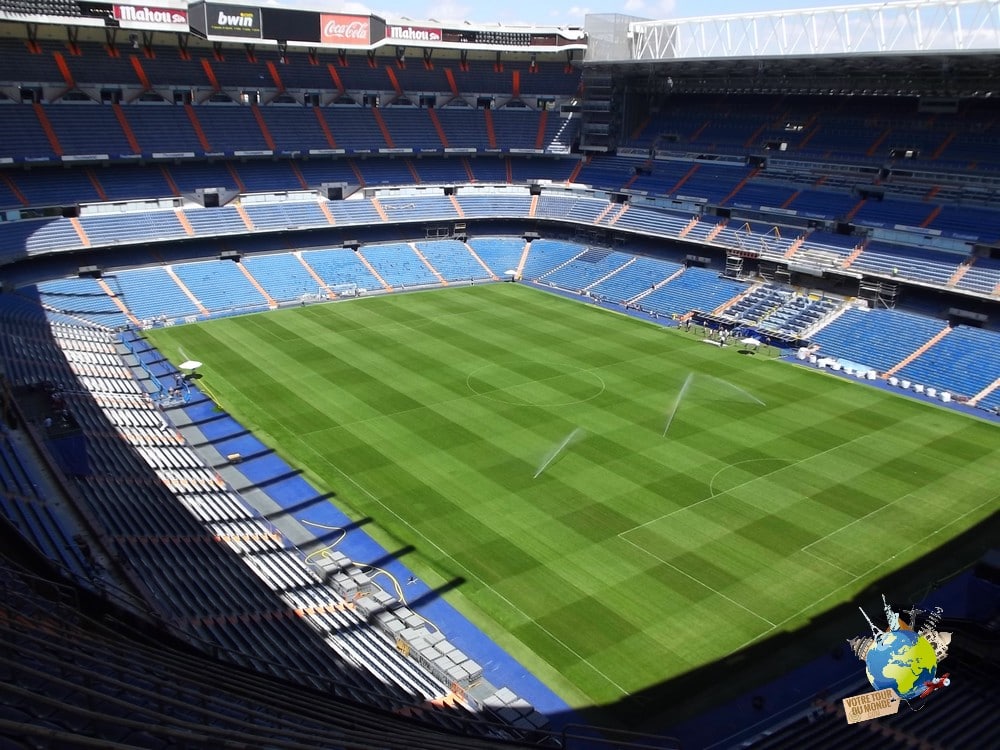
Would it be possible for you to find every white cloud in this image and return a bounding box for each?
[264,0,373,10]
[621,0,677,18]
[655,0,678,15]
[424,1,471,22]
[564,5,593,23]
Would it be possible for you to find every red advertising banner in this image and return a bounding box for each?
[320,13,371,45]
[387,25,442,42]
[113,4,188,29]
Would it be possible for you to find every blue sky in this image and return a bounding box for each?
[263,0,872,27]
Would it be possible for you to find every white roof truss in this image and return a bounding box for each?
[630,0,1000,61]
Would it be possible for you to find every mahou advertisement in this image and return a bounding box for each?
[113,4,188,30]
[387,25,442,42]
[320,13,371,45]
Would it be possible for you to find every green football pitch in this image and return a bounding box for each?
[147,283,999,713]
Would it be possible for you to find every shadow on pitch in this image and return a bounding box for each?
[562,510,1000,735]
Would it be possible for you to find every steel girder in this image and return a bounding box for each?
[629,0,1000,61]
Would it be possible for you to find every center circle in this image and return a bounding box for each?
[466,360,606,406]
[709,458,793,497]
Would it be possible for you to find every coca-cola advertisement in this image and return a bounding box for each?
[113,4,188,30]
[387,25,442,42]
[320,13,371,45]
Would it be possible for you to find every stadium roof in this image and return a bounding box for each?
[586,0,1000,63]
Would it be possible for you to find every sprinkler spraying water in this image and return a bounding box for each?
[662,372,766,438]
[533,427,585,479]
[662,372,694,437]
[703,375,767,406]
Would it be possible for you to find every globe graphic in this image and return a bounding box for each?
[864,629,937,701]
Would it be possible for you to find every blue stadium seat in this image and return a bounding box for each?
[105,267,200,321]
[521,238,583,279]
[539,248,634,292]
[810,307,947,373]
[35,276,128,328]
[415,240,494,281]
[851,241,961,286]
[456,193,531,218]
[0,217,79,262]
[79,211,186,246]
[0,104,53,160]
[182,206,246,235]
[299,247,381,290]
[172,260,270,313]
[10,167,101,206]
[640,267,744,317]
[44,104,132,156]
[360,242,439,287]
[897,325,1000,405]
[327,198,383,225]
[589,255,684,303]
[242,252,327,302]
[466,237,526,277]
[243,202,328,231]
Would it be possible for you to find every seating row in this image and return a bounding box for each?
[0,103,577,161]
[724,285,838,337]
[0,302,546,738]
[0,553,524,749]
[0,38,579,97]
[11,228,1000,409]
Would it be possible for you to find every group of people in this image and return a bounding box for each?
[705,327,733,345]
[167,373,188,400]
[41,384,72,431]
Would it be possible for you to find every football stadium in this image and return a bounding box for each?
[1,0,999,747]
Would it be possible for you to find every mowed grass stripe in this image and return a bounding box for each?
[146,283,1000,708]
[623,402,999,616]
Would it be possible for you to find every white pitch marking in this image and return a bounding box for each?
[621,429,882,537]
[730,493,999,653]
[294,436,632,696]
[800,487,928,553]
[800,547,857,577]
[707,458,793,500]
[619,534,776,628]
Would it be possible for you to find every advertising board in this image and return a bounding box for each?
[320,13,371,45]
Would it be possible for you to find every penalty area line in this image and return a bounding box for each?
[731,492,1000,654]
[292,435,632,697]
[619,429,892,538]
[801,488,919,555]
[800,485,989,577]
[799,547,857,577]
[619,534,776,629]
